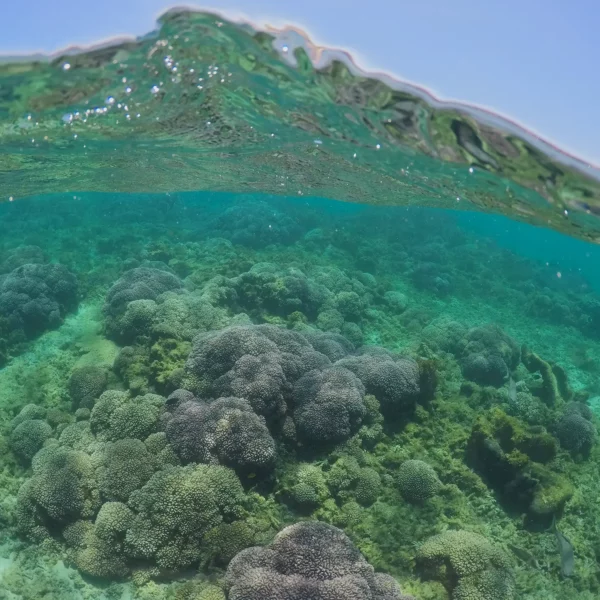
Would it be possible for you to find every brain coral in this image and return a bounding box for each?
[225,521,412,600]
[210,200,302,248]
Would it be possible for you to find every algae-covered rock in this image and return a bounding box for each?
[521,346,560,406]
[467,408,570,524]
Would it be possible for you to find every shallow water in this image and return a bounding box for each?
[1,9,600,600]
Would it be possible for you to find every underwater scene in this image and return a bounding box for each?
[2,9,600,600]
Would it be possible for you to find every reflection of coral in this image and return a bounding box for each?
[211,201,302,248]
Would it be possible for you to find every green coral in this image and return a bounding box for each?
[95,501,134,542]
[149,337,191,391]
[90,390,165,441]
[144,431,181,466]
[10,419,53,463]
[58,420,97,451]
[202,520,256,566]
[11,404,47,427]
[397,459,442,503]
[286,463,330,509]
[354,467,382,506]
[324,456,381,506]
[64,516,130,579]
[125,464,246,572]
[417,530,514,600]
[16,445,100,540]
[97,438,156,502]
[172,582,226,600]
[68,365,108,409]
[358,393,385,449]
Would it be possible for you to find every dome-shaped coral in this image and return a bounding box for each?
[397,460,442,503]
[225,521,412,599]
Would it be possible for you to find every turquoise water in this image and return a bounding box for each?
[1,10,600,600]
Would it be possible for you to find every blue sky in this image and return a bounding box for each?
[1,0,598,164]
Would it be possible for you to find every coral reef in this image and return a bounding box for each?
[2,194,600,600]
